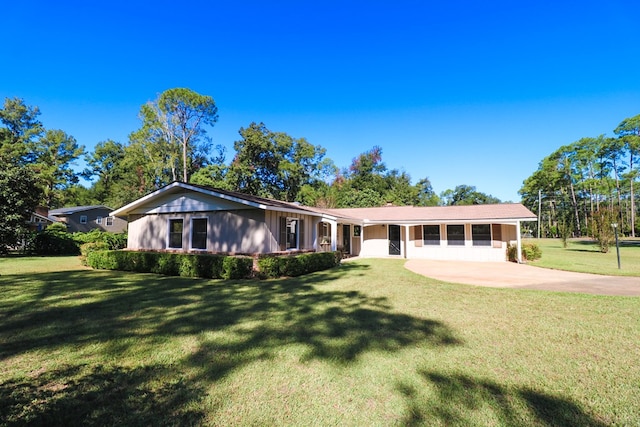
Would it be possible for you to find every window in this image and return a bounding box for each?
[472,224,492,246]
[353,225,361,237]
[96,216,103,225]
[287,218,298,249]
[169,219,183,249]
[320,222,331,244]
[191,218,208,250]
[423,225,440,245]
[80,215,87,224]
[447,225,465,245]
[279,217,304,250]
[106,217,113,227]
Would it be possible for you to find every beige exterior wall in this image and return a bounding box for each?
[402,223,517,262]
[127,210,270,253]
[264,210,316,251]
[359,224,404,257]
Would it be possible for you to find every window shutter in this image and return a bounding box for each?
[279,217,287,251]
[414,225,423,247]
[299,219,305,248]
[492,224,502,240]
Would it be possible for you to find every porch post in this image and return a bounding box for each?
[516,220,523,263]
[329,219,338,252]
[404,225,410,259]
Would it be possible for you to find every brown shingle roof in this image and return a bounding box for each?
[319,204,536,222]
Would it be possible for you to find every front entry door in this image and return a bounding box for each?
[342,224,351,255]
[388,225,401,256]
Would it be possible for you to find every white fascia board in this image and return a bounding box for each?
[267,205,333,218]
[361,218,537,226]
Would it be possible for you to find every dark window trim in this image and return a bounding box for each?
[446,224,465,246]
[168,218,184,249]
[422,224,440,246]
[191,217,208,250]
[472,224,492,246]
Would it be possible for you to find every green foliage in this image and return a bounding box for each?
[507,242,542,262]
[227,122,335,202]
[87,251,254,279]
[0,165,41,254]
[591,208,618,253]
[73,229,127,250]
[0,97,44,165]
[132,88,218,183]
[257,252,341,278]
[87,251,340,279]
[440,185,501,206]
[221,256,254,279]
[79,241,110,265]
[30,227,80,256]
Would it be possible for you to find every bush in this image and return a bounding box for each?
[257,251,341,279]
[79,241,110,266]
[222,256,253,279]
[86,250,341,279]
[507,242,542,263]
[87,251,254,279]
[73,230,127,250]
[29,227,79,255]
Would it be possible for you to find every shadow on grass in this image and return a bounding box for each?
[0,364,205,426]
[1,262,462,424]
[398,370,607,427]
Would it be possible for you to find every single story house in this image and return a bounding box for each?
[111,182,537,262]
[50,205,128,233]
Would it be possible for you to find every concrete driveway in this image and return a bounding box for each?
[404,260,640,296]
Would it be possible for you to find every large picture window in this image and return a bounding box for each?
[191,218,208,250]
[169,219,183,249]
[423,225,440,245]
[472,224,492,246]
[447,225,465,246]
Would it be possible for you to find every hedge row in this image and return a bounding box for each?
[257,251,341,278]
[86,250,341,279]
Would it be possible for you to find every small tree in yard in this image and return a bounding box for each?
[592,208,617,253]
[0,165,41,254]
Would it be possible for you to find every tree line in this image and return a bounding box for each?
[519,114,640,239]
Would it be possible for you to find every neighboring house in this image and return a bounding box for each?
[27,207,61,231]
[50,205,128,233]
[111,182,537,262]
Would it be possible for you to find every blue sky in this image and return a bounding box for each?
[2,1,639,202]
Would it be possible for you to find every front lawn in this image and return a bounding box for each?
[1,257,638,425]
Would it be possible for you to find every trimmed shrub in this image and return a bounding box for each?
[257,251,341,279]
[222,256,253,279]
[256,255,282,278]
[87,250,340,279]
[507,242,542,262]
[73,230,127,250]
[30,228,79,255]
[79,241,110,266]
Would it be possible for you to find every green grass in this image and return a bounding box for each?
[526,238,640,276]
[1,257,639,426]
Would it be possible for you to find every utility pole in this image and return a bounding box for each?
[538,189,542,239]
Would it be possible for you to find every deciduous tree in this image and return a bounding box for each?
[131,88,218,183]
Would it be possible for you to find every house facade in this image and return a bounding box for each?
[50,205,128,233]
[111,182,537,262]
